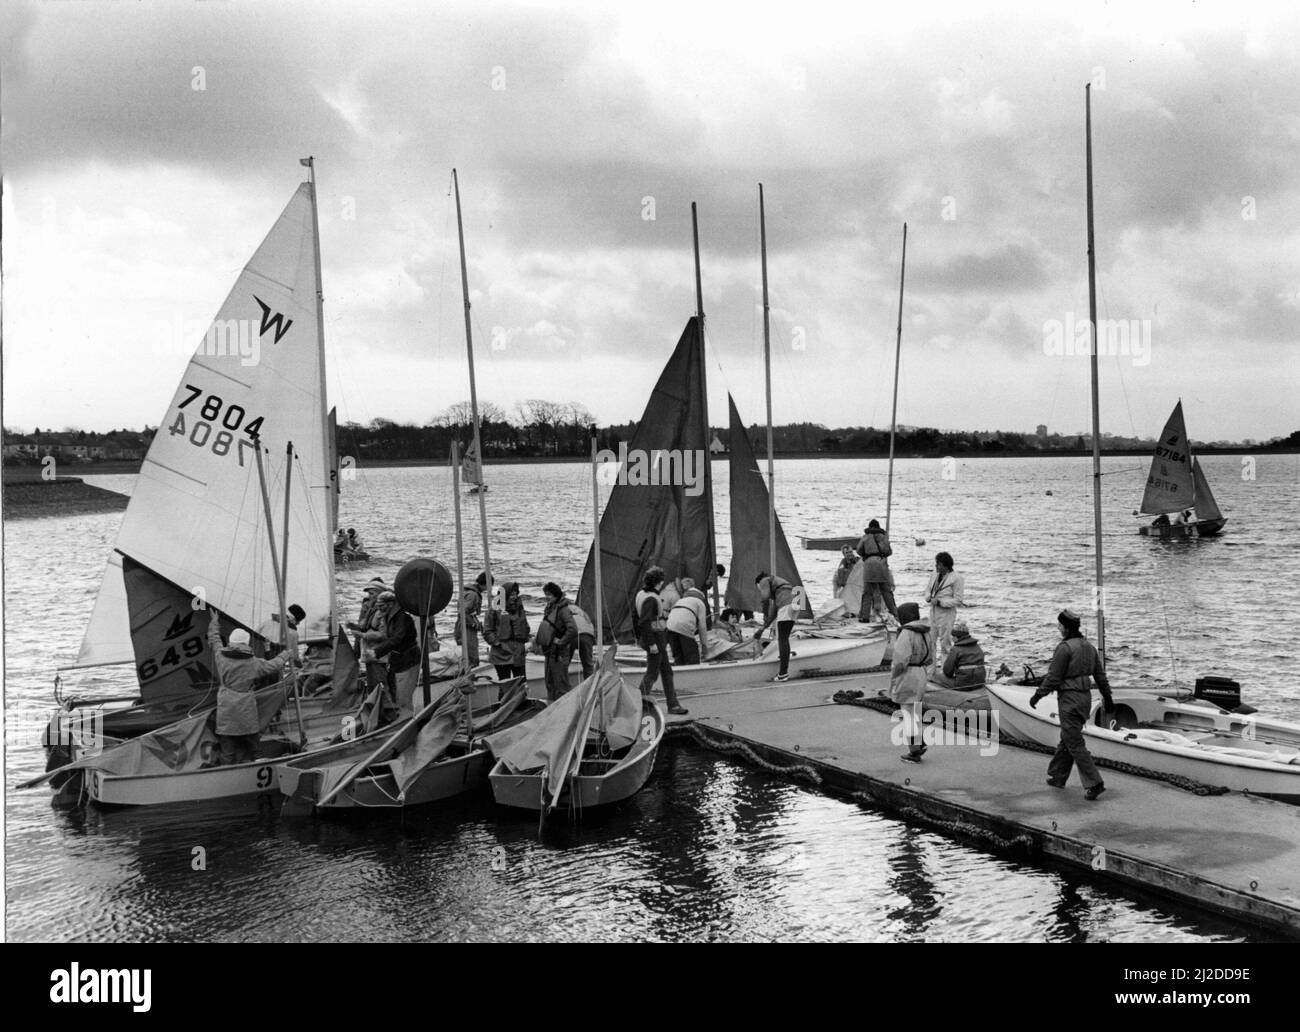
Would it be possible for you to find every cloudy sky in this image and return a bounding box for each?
[4,0,1299,442]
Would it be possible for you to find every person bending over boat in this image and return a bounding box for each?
[635,567,688,715]
[571,602,596,679]
[206,624,291,766]
[484,581,530,680]
[533,582,579,702]
[754,571,797,683]
[928,620,986,691]
[856,520,898,622]
[891,603,933,763]
[666,577,710,667]
[1030,608,1114,801]
[454,572,489,667]
[368,591,420,719]
[924,552,964,660]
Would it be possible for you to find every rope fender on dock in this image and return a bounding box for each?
[850,788,1038,858]
[831,690,1233,797]
[666,723,823,786]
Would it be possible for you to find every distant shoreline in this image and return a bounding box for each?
[2,474,130,519]
[35,445,1297,477]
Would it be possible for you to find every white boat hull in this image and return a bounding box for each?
[987,682,1300,802]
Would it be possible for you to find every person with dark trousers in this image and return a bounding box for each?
[754,571,796,682]
[634,567,687,715]
[1031,608,1114,800]
[535,582,578,702]
[484,581,530,680]
[856,519,898,621]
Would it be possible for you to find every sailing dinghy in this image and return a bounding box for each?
[43,167,344,770]
[1137,401,1226,538]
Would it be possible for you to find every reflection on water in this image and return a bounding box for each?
[5,456,1297,941]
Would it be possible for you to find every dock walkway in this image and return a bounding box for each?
[660,671,1300,938]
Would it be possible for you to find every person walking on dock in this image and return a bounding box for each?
[1031,608,1114,800]
[924,552,964,659]
[484,581,530,680]
[856,519,898,622]
[454,571,489,667]
[635,567,688,715]
[535,582,579,702]
[754,571,797,682]
[890,602,933,762]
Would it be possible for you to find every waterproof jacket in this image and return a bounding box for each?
[635,589,667,651]
[889,617,933,703]
[757,575,795,628]
[1040,631,1111,697]
[666,588,709,638]
[485,582,530,667]
[454,584,484,643]
[373,607,420,674]
[571,605,596,640]
[942,634,987,688]
[206,624,288,736]
[856,529,893,584]
[536,595,579,656]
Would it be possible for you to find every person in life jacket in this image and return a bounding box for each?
[368,591,421,720]
[454,572,489,667]
[205,624,290,766]
[754,571,798,682]
[924,551,964,659]
[929,619,986,691]
[635,566,687,715]
[666,577,710,666]
[532,582,579,702]
[856,519,898,622]
[890,602,933,762]
[484,580,530,680]
[1030,608,1114,800]
[347,578,388,692]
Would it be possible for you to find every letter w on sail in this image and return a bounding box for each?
[253,295,294,343]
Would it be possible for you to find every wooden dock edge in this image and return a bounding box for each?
[680,722,1300,939]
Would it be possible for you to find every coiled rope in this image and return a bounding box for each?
[666,722,823,786]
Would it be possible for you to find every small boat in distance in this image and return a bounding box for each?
[1138,400,1226,538]
[800,535,859,551]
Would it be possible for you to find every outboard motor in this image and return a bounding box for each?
[1194,676,1256,715]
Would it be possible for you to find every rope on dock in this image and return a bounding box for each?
[666,723,823,786]
[832,690,897,714]
[848,788,1037,857]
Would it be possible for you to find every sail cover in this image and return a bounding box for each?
[1140,401,1196,514]
[578,318,714,642]
[724,395,812,618]
[1192,457,1223,522]
[75,182,335,667]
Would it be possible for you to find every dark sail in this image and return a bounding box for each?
[723,395,811,617]
[578,317,714,642]
[121,553,243,708]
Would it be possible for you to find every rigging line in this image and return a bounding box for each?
[1096,278,1142,440]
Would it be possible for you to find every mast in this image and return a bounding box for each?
[1085,84,1106,659]
[759,185,777,580]
[453,169,494,607]
[886,222,907,532]
[451,441,474,744]
[280,441,293,651]
[691,202,719,612]
[254,439,305,746]
[591,436,604,656]
[302,156,335,636]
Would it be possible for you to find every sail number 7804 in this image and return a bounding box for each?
[168,384,266,466]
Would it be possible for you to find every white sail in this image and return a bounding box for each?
[74,183,334,666]
[1140,400,1196,515]
[462,436,484,487]
[1192,457,1223,523]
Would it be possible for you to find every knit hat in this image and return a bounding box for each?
[897,602,920,625]
[227,628,251,649]
[1058,608,1081,630]
[952,619,969,637]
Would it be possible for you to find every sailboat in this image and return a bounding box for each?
[1137,400,1226,538]
[575,199,887,693]
[462,436,488,494]
[987,87,1300,801]
[36,163,375,801]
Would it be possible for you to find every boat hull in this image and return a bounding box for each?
[280,745,495,810]
[987,682,1300,802]
[1138,518,1226,539]
[489,700,664,810]
[800,535,859,551]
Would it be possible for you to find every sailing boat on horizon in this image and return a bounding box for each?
[462,435,489,494]
[1137,400,1226,538]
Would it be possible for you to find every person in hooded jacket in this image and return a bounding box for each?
[484,581,530,680]
[533,582,579,701]
[890,602,933,762]
[666,576,710,666]
[929,619,987,690]
[454,572,489,666]
[856,519,898,621]
[206,623,290,765]
[367,591,420,719]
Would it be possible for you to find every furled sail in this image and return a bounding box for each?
[578,318,714,642]
[723,395,811,618]
[74,183,335,668]
[1140,400,1196,515]
[328,406,340,538]
[1192,457,1223,523]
